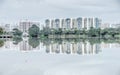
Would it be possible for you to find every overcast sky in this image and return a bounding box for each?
[0,0,120,24]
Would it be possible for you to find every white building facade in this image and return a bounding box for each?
[45,17,101,30]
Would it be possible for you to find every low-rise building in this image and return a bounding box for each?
[111,23,120,28]
[101,23,110,29]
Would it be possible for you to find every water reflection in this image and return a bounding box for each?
[0,38,120,55]
[28,38,40,48]
[13,37,23,45]
[0,40,4,47]
[45,40,101,55]
[20,38,40,51]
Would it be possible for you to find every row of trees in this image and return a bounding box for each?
[39,27,120,38]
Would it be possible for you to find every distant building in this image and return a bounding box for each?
[45,17,101,30]
[111,23,120,28]
[101,23,110,29]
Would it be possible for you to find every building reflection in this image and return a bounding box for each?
[46,41,101,55]
[20,40,33,51]
[19,38,41,51]
[1,38,120,55]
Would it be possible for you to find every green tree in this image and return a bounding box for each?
[108,28,118,37]
[0,27,3,35]
[97,28,101,37]
[28,25,40,37]
[12,28,23,37]
[88,27,96,37]
[82,28,87,36]
[58,28,63,35]
[100,29,108,38]
[88,27,101,37]
[116,27,120,34]
[74,29,79,35]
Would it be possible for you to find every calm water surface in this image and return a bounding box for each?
[0,38,120,75]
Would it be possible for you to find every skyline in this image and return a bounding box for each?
[0,0,120,24]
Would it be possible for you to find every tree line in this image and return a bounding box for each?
[39,27,120,38]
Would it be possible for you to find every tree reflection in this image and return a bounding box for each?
[13,37,23,45]
[29,38,40,48]
[88,38,101,45]
[0,40,4,47]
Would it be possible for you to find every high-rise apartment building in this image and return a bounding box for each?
[45,17,101,30]
[76,17,83,29]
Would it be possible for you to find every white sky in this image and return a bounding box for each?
[0,0,120,25]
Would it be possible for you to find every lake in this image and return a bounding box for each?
[0,38,120,75]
